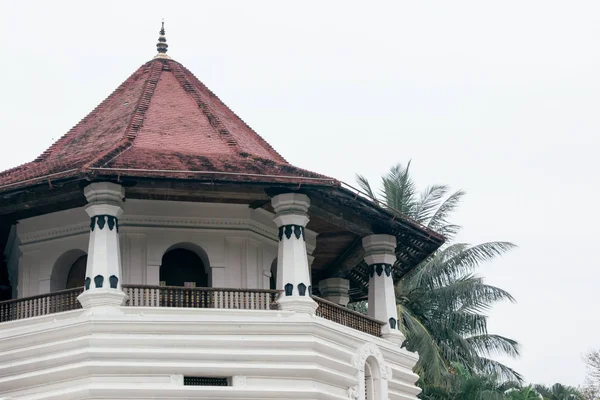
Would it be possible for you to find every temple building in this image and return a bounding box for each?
[0,24,444,400]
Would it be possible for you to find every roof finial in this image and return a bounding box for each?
[154,19,170,59]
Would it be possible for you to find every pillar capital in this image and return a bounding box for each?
[84,182,125,219]
[362,234,397,266]
[271,193,310,228]
[318,278,350,306]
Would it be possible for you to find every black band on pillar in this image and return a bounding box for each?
[90,215,119,232]
[368,263,393,278]
[94,275,104,288]
[278,225,305,241]
[297,283,307,296]
[284,283,293,296]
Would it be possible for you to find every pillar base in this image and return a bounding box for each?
[78,289,128,309]
[277,296,318,314]
[382,325,406,345]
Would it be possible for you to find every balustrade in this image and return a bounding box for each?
[313,296,385,337]
[0,287,83,322]
[0,287,385,338]
[122,285,279,310]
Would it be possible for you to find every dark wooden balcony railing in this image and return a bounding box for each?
[0,287,384,338]
[313,296,385,337]
[0,287,83,323]
[122,285,280,310]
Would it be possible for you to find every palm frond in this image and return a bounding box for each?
[412,184,449,226]
[397,303,449,385]
[380,162,418,214]
[355,173,376,199]
[427,189,465,234]
[477,357,523,383]
[466,334,521,358]
[431,275,516,314]
[406,242,517,290]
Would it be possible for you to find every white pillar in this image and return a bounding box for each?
[318,278,350,306]
[271,193,317,313]
[77,182,127,308]
[363,234,404,342]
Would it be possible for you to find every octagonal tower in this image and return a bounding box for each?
[0,24,444,400]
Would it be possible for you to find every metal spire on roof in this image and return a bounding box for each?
[154,20,170,59]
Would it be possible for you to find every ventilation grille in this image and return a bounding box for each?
[183,376,229,386]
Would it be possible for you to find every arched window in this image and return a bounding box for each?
[65,255,87,289]
[51,249,87,292]
[364,357,380,400]
[160,248,208,287]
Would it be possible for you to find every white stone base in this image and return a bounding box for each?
[382,326,406,346]
[0,306,422,400]
[277,296,318,314]
[77,289,128,308]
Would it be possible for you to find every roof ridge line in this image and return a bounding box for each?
[83,60,164,170]
[177,62,288,164]
[33,64,148,163]
[169,61,241,150]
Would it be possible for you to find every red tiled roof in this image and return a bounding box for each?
[0,58,335,192]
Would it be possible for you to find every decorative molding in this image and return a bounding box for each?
[232,375,247,387]
[347,386,359,399]
[17,213,318,259]
[19,216,279,245]
[124,216,279,242]
[90,215,119,232]
[284,283,293,296]
[170,374,183,385]
[386,365,393,380]
[298,283,307,296]
[278,225,305,241]
[368,263,392,278]
[19,222,89,245]
[352,342,390,380]
[94,275,104,288]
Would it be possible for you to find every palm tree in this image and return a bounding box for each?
[534,383,582,400]
[356,161,521,385]
[420,363,510,400]
[505,385,542,400]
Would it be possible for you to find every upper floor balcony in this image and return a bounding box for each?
[0,285,385,337]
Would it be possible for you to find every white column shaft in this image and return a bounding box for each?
[78,182,126,308]
[363,234,399,329]
[271,193,317,313]
[86,213,122,290]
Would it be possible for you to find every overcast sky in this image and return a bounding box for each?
[1,0,598,388]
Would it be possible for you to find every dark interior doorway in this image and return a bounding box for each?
[160,248,208,287]
[270,259,277,290]
[66,255,87,289]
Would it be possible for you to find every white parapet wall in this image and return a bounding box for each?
[0,307,421,400]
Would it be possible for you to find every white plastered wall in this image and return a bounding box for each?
[11,200,317,298]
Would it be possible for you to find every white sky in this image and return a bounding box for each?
[1,0,598,388]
